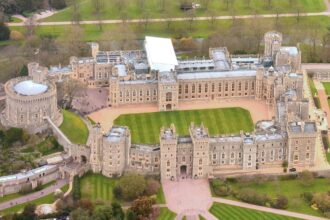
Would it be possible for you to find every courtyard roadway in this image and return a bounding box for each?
[88,98,274,133]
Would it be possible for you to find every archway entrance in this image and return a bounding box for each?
[166,104,172,110]
[180,165,187,178]
[81,155,87,164]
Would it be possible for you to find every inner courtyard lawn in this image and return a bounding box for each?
[210,203,300,220]
[114,107,254,144]
[213,178,330,217]
[42,0,325,22]
[59,109,89,145]
[156,208,176,220]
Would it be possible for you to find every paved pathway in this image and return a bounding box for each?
[0,178,69,211]
[213,198,329,220]
[8,0,330,26]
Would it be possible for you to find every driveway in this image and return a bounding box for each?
[162,178,217,219]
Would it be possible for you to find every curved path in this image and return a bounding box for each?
[6,3,330,27]
[0,178,69,211]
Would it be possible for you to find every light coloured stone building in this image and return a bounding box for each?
[1,62,62,133]
[0,31,320,187]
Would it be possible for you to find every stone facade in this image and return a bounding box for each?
[1,63,62,133]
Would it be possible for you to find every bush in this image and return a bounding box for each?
[226,177,238,183]
[72,176,81,202]
[299,170,314,187]
[237,188,269,206]
[302,192,313,204]
[115,174,147,201]
[145,179,160,196]
[312,193,330,213]
[113,185,122,200]
[211,179,232,197]
[0,23,10,41]
[49,0,67,9]
[271,195,289,209]
[10,30,24,41]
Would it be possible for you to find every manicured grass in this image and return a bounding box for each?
[59,109,89,145]
[114,107,254,144]
[8,17,23,23]
[156,187,166,204]
[327,152,330,164]
[80,173,117,203]
[210,203,300,220]
[308,76,321,108]
[156,208,176,220]
[199,215,206,220]
[0,184,68,215]
[214,178,330,217]
[43,0,325,22]
[322,82,330,96]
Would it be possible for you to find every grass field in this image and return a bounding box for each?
[114,107,254,144]
[80,173,117,203]
[322,82,330,96]
[156,208,176,220]
[308,76,321,108]
[156,187,166,204]
[212,178,330,217]
[210,203,299,220]
[42,0,325,22]
[0,184,69,215]
[59,109,89,145]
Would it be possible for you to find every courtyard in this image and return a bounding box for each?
[88,98,273,136]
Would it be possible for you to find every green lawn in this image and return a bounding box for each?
[156,208,176,220]
[80,173,117,203]
[322,82,330,96]
[114,107,254,144]
[213,178,330,217]
[43,0,325,22]
[308,76,321,108]
[156,187,166,204]
[327,152,330,164]
[210,203,300,220]
[0,184,69,215]
[59,109,89,145]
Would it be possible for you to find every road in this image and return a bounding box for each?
[6,0,330,27]
[0,178,69,211]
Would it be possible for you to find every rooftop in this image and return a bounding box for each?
[14,80,48,96]
[177,70,256,80]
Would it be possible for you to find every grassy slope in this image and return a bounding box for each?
[43,0,325,22]
[218,178,330,217]
[322,82,330,96]
[114,107,254,144]
[0,184,69,215]
[80,173,117,203]
[210,203,299,220]
[59,109,89,145]
[156,208,176,220]
[156,187,166,204]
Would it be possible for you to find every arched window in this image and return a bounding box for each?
[166,92,172,101]
[199,159,202,165]
[167,161,170,166]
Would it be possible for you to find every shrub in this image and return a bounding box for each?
[312,193,330,213]
[129,196,156,218]
[302,192,313,204]
[237,188,269,206]
[113,185,122,200]
[299,170,314,187]
[145,179,160,196]
[10,30,24,41]
[211,179,232,197]
[0,23,10,41]
[271,195,289,209]
[226,177,238,183]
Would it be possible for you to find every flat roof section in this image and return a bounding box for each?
[145,36,178,72]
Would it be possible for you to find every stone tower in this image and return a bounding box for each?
[158,71,179,111]
[190,123,210,179]
[160,124,178,180]
[88,124,103,173]
[255,67,264,100]
[287,121,317,168]
[108,76,120,107]
[264,31,283,58]
[90,42,99,59]
[28,62,48,83]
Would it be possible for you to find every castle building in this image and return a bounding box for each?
[0,31,320,187]
[1,62,62,133]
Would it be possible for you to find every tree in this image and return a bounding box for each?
[49,0,67,9]
[312,192,330,213]
[0,22,10,41]
[13,204,37,220]
[112,202,125,220]
[145,179,160,196]
[126,210,138,220]
[92,205,113,220]
[115,174,147,201]
[93,0,104,31]
[70,0,81,24]
[70,208,90,220]
[129,196,156,219]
